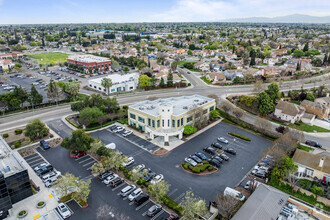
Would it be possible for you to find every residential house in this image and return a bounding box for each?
[274,100,305,123]
[301,100,329,119]
[194,61,209,72]
[245,68,264,77]
[301,113,316,125]
[0,59,14,72]
[206,72,226,84]
[224,69,244,80]
[315,97,330,108]
[293,149,330,184]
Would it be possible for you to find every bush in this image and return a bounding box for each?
[183,125,197,135]
[117,118,128,125]
[191,167,201,173]
[162,195,184,214]
[228,132,251,141]
[14,140,21,148]
[15,129,23,135]
[188,83,191,86]
[65,117,79,128]
[50,134,54,138]
[202,160,209,164]
[3,133,8,138]
[96,146,110,156]
[208,166,214,171]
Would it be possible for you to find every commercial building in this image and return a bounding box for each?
[0,52,23,60]
[88,73,139,94]
[128,95,216,143]
[0,137,33,219]
[67,55,112,73]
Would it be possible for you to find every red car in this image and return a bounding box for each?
[74,152,86,159]
[0,82,3,84]
[167,213,179,220]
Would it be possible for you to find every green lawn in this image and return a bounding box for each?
[177,61,194,66]
[297,144,314,152]
[289,122,330,133]
[200,76,212,84]
[28,52,69,65]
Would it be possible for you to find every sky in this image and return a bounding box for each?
[0,0,330,24]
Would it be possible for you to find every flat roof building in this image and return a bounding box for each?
[0,137,33,219]
[88,73,139,94]
[128,95,216,143]
[67,55,112,73]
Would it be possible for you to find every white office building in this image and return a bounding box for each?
[88,73,139,94]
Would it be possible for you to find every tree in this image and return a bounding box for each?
[293,50,305,58]
[272,134,297,155]
[219,100,232,113]
[249,49,256,66]
[266,82,280,104]
[183,125,197,135]
[253,80,265,94]
[303,42,309,52]
[25,118,49,141]
[260,145,286,167]
[216,194,240,220]
[148,180,170,203]
[47,79,62,104]
[96,205,130,220]
[171,62,178,71]
[287,128,305,143]
[306,93,315,101]
[180,191,207,220]
[65,81,80,100]
[276,126,287,134]
[167,71,173,87]
[61,129,95,153]
[209,110,220,120]
[13,86,28,106]
[122,66,129,74]
[150,75,157,88]
[257,91,275,114]
[55,173,79,197]
[91,160,106,175]
[138,75,150,89]
[255,117,272,134]
[79,107,105,125]
[159,77,165,88]
[29,85,43,107]
[232,108,245,119]
[187,50,193,56]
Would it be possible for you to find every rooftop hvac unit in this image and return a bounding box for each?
[139,106,145,110]
[3,166,10,173]
[183,106,188,109]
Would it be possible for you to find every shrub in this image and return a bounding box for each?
[208,166,214,171]
[191,167,201,173]
[65,117,79,128]
[188,83,191,86]
[117,118,128,125]
[202,160,209,164]
[3,133,8,138]
[228,132,251,141]
[15,129,23,135]
[162,195,184,214]
[14,140,21,148]
[183,125,197,135]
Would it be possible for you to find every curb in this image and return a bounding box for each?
[180,164,218,176]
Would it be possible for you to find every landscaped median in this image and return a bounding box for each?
[228,132,251,141]
[181,161,217,175]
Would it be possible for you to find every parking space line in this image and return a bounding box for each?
[86,167,92,170]
[78,157,94,164]
[112,182,126,191]
[81,175,94,181]
[129,201,134,206]
[63,202,75,215]
[150,210,164,220]
[75,155,88,161]
[167,188,178,197]
[142,210,148,216]
[173,193,185,202]
[123,196,128,201]
[28,158,44,165]
[82,160,96,167]
[136,200,150,211]
[24,154,40,161]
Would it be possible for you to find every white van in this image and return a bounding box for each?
[224,187,245,201]
[105,143,116,150]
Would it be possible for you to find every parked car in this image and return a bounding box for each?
[195,152,207,160]
[211,142,223,149]
[74,151,86,159]
[34,163,49,172]
[128,188,143,201]
[219,153,229,161]
[203,146,217,155]
[147,204,162,217]
[110,177,124,187]
[103,174,118,185]
[120,184,136,197]
[305,140,322,148]
[208,159,221,168]
[184,157,197,167]
[167,213,179,220]
[40,140,50,150]
[134,193,149,206]
[122,157,135,167]
[144,172,156,182]
[211,155,223,163]
[122,130,133,137]
[151,174,164,184]
[217,137,229,144]
[45,177,57,188]
[109,125,118,131]
[190,155,202,163]
[36,165,53,176]
[41,171,61,182]
[114,126,124,133]
[99,171,112,181]
[57,203,71,219]
[132,164,145,173]
[224,148,236,155]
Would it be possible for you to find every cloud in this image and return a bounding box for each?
[149,0,330,22]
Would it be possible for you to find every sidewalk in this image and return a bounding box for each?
[7,149,59,220]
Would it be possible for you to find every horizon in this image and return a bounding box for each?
[1,0,330,24]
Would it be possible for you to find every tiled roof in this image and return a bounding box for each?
[293,149,330,174]
[276,100,305,116]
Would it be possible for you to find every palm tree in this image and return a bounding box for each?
[101,78,112,95]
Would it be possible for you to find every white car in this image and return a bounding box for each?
[128,188,143,201]
[34,163,49,172]
[57,203,71,219]
[122,157,134,167]
[41,171,61,182]
[1,84,8,87]
[132,164,145,173]
[103,174,118,185]
[114,127,124,133]
[217,137,229,144]
[122,130,133,137]
[151,174,164,184]
[185,157,198,167]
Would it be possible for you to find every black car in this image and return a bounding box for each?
[110,177,123,187]
[99,171,112,181]
[203,146,217,155]
[219,153,229,161]
[211,142,223,149]
[211,155,223,163]
[144,172,156,182]
[147,204,162,217]
[134,193,149,206]
[208,159,221,168]
[224,148,236,155]
[36,165,53,176]
[190,155,202,163]
[109,125,118,131]
[305,140,322,148]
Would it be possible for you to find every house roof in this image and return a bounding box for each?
[232,184,289,220]
[301,100,327,110]
[302,112,315,120]
[293,149,330,175]
[208,72,225,80]
[315,97,330,105]
[276,100,305,116]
